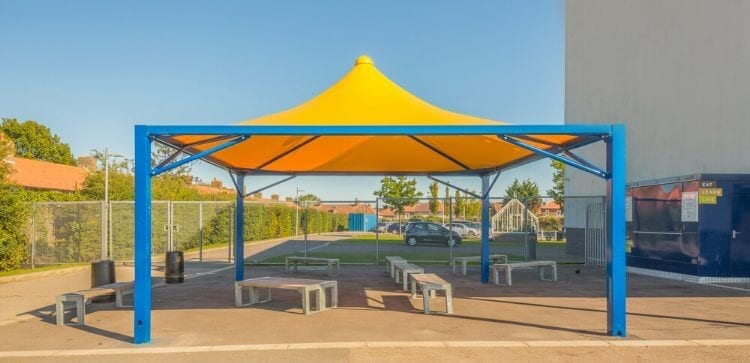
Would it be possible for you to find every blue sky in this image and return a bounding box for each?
[0,0,564,200]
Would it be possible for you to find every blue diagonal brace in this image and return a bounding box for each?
[427,175,481,199]
[151,135,248,176]
[499,135,608,179]
[482,171,501,199]
[244,175,296,197]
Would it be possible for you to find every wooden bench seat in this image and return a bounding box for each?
[452,255,508,275]
[235,277,337,315]
[490,261,558,286]
[285,256,340,276]
[409,273,453,315]
[393,262,424,291]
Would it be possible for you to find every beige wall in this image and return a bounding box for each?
[565,0,750,196]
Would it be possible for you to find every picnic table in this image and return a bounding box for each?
[452,255,508,275]
[235,277,337,315]
[285,256,340,276]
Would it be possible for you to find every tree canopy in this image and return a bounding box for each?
[547,160,565,211]
[504,178,542,211]
[373,176,422,223]
[0,118,76,165]
[428,181,440,215]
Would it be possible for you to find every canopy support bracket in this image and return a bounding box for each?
[151,135,249,176]
[408,136,471,170]
[427,175,481,199]
[499,135,608,179]
[244,175,296,198]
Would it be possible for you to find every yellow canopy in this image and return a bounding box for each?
[168,56,579,174]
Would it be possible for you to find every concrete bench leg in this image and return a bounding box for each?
[446,285,453,314]
[507,267,513,286]
[330,284,338,308]
[234,283,242,306]
[422,288,431,314]
[302,287,311,315]
[492,268,499,285]
[56,294,84,326]
[462,262,468,276]
[402,271,409,291]
[316,287,326,312]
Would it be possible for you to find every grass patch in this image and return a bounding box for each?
[257,251,524,266]
[338,235,567,248]
[0,263,88,278]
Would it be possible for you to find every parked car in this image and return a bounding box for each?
[371,222,389,232]
[404,222,462,247]
[386,222,406,234]
[451,221,492,240]
[444,223,478,237]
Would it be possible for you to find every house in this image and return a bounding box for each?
[539,201,562,217]
[4,155,90,192]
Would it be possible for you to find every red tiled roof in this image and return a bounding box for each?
[540,200,561,211]
[7,157,89,192]
[190,184,234,195]
[313,204,375,214]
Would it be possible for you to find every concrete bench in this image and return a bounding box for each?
[55,281,134,326]
[285,256,340,277]
[452,255,508,275]
[490,261,558,286]
[393,262,424,291]
[385,256,406,278]
[409,273,453,315]
[235,277,337,315]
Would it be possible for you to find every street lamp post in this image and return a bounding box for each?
[295,188,305,236]
[100,147,123,260]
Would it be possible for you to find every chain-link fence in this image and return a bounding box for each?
[22,196,603,269]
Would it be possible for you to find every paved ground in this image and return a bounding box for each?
[1,234,749,361]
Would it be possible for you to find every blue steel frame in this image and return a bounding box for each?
[133,124,627,344]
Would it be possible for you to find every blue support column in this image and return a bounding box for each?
[606,124,627,336]
[234,173,245,281]
[133,126,152,344]
[480,174,492,283]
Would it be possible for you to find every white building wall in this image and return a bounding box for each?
[565,0,750,197]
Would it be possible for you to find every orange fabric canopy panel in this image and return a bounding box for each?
[168,56,579,174]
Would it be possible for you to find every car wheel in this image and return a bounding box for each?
[406,237,418,246]
[446,237,457,247]
[469,231,477,237]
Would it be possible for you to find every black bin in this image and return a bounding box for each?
[165,251,184,283]
[91,260,116,303]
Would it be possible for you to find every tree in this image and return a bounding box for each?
[151,143,191,176]
[454,190,465,219]
[298,193,321,206]
[0,118,76,165]
[428,181,440,215]
[504,178,542,211]
[373,176,422,231]
[0,135,29,270]
[547,160,565,211]
[464,192,481,221]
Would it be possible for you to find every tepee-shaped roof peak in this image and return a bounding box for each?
[239,55,499,126]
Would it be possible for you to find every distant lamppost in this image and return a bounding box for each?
[295,188,305,236]
[97,147,123,260]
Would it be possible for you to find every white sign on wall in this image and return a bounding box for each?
[681,191,699,222]
[625,197,633,222]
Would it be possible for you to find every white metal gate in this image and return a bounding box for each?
[585,201,606,267]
